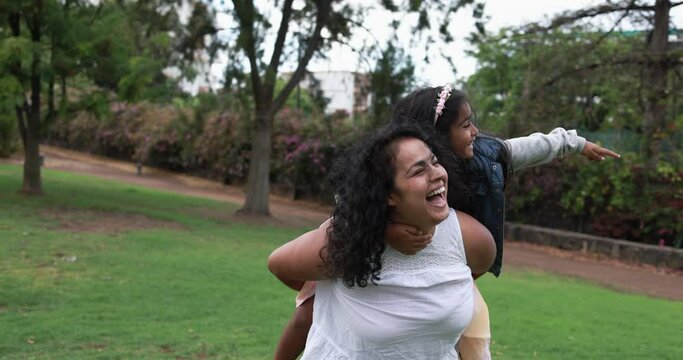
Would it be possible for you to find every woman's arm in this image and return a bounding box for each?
[457,211,496,275]
[267,219,332,290]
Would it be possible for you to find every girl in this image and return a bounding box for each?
[388,85,620,359]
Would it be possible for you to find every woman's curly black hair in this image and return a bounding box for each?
[324,122,465,288]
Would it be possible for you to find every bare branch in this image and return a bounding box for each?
[540,46,683,89]
[524,0,653,33]
[233,0,263,107]
[583,6,633,52]
[272,0,331,112]
[265,0,294,89]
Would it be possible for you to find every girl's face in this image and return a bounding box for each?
[387,137,449,233]
[448,102,479,159]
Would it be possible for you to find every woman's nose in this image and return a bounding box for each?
[471,123,479,137]
[432,163,448,182]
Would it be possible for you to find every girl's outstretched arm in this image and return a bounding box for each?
[268,219,332,290]
[505,127,592,171]
[505,128,620,170]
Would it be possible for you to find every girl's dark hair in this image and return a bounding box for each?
[392,86,471,137]
[325,122,459,288]
[392,86,474,212]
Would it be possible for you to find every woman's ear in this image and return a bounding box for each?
[387,192,398,207]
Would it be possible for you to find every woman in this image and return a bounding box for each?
[268,123,495,359]
[388,85,620,359]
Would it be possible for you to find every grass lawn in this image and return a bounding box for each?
[1,164,681,359]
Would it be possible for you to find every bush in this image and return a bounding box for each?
[507,154,682,247]
[193,111,251,184]
[0,76,22,158]
[0,114,17,158]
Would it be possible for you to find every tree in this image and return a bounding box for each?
[466,27,643,136]
[229,0,351,216]
[518,0,683,163]
[369,41,415,127]
[228,0,486,216]
[0,0,220,194]
[2,0,45,195]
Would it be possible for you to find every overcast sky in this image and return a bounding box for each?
[306,0,683,85]
[209,1,683,88]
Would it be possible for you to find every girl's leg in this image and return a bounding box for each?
[457,284,492,360]
[273,296,314,360]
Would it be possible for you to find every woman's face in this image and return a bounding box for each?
[387,137,449,232]
[448,102,479,159]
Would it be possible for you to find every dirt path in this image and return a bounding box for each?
[3,146,682,301]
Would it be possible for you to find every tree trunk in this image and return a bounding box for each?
[60,74,67,108]
[22,118,42,195]
[47,75,55,121]
[21,5,43,195]
[643,0,670,163]
[239,109,273,215]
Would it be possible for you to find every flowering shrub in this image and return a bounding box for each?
[47,100,680,247]
[193,111,251,183]
[273,134,339,200]
[269,107,357,201]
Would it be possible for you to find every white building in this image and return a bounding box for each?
[287,71,371,115]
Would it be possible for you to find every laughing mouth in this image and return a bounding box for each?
[427,186,446,198]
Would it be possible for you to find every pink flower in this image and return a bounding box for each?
[434,84,452,125]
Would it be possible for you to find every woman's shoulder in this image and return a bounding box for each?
[454,210,496,274]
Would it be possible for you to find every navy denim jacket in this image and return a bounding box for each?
[466,135,512,277]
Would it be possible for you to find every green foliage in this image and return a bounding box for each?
[279,78,326,116]
[369,42,415,126]
[508,152,682,247]
[117,56,168,102]
[466,26,643,137]
[0,76,21,157]
[84,6,137,91]
[467,24,681,246]
[0,36,32,69]
[0,111,17,158]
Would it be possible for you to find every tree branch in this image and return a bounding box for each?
[542,54,646,88]
[539,47,683,89]
[89,2,105,25]
[265,0,294,90]
[272,0,331,112]
[233,0,263,107]
[524,0,653,33]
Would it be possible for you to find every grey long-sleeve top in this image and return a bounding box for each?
[504,127,587,172]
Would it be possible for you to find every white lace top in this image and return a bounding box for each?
[301,209,473,359]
